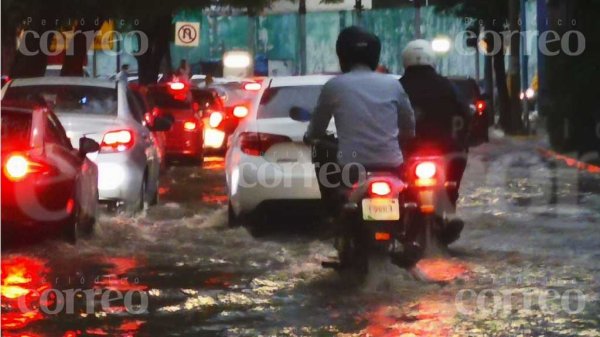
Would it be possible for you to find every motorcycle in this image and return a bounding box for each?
[290,107,463,276]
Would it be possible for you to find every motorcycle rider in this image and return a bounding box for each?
[400,39,469,243]
[305,26,415,215]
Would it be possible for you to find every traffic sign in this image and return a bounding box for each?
[175,22,200,47]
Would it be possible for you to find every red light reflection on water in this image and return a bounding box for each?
[414,258,470,283]
[1,256,52,331]
[361,297,456,337]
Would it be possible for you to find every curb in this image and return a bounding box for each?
[538,148,600,174]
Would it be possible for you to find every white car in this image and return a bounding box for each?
[225,75,333,227]
[3,77,171,212]
[45,65,91,77]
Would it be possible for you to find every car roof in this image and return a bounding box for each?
[9,77,116,89]
[0,106,37,114]
[268,75,334,87]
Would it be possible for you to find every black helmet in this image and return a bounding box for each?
[336,26,381,73]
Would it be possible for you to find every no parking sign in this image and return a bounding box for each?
[175,22,200,47]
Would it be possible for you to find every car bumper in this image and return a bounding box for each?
[228,154,321,215]
[165,131,203,157]
[90,151,144,202]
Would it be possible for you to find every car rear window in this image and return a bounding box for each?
[1,110,32,151]
[147,88,192,110]
[258,85,322,119]
[192,90,221,110]
[5,85,117,115]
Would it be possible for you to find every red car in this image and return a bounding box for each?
[1,103,99,243]
[146,82,205,165]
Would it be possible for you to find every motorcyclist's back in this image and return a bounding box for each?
[306,26,415,169]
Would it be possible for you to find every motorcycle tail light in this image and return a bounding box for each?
[239,132,291,156]
[475,100,486,116]
[370,181,392,197]
[209,112,224,128]
[101,129,134,153]
[415,162,436,179]
[233,106,249,118]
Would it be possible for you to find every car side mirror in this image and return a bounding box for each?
[149,116,173,132]
[289,106,311,122]
[79,137,100,156]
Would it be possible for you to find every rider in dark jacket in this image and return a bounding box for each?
[400,40,469,242]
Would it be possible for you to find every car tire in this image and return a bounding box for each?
[246,212,269,237]
[149,178,159,206]
[63,206,80,244]
[228,201,241,228]
[81,193,98,237]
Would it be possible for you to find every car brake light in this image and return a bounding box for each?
[209,112,224,128]
[239,132,291,156]
[169,82,185,90]
[183,121,197,131]
[243,82,261,91]
[415,162,436,179]
[475,100,486,115]
[370,181,392,196]
[101,130,134,152]
[233,106,249,118]
[4,155,29,181]
[3,154,48,181]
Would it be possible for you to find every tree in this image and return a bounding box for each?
[435,0,524,134]
[1,0,273,83]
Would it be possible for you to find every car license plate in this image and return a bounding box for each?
[362,198,400,221]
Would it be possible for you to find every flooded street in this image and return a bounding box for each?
[3,138,600,337]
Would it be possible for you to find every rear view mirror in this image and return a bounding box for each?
[289,106,311,122]
[149,116,173,132]
[79,137,100,156]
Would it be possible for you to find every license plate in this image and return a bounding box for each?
[362,198,400,221]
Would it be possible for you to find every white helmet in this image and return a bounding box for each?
[402,39,436,68]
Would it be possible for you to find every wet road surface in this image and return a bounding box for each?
[2,137,600,337]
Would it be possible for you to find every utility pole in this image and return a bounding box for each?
[414,0,422,38]
[520,0,530,133]
[298,0,307,75]
[508,0,523,133]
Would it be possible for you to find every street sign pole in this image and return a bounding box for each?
[520,0,530,133]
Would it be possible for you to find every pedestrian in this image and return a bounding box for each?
[116,64,130,82]
[176,59,191,83]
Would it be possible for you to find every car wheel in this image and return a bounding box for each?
[246,211,269,237]
[63,206,80,244]
[228,201,240,228]
[81,194,98,237]
[149,178,159,206]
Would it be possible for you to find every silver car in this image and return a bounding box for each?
[3,77,172,212]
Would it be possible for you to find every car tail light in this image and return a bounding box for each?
[183,121,197,131]
[169,82,185,91]
[375,232,391,241]
[369,181,392,197]
[4,155,29,181]
[209,112,224,128]
[233,106,249,118]
[3,154,48,181]
[239,132,291,156]
[243,82,261,91]
[100,130,134,153]
[475,100,486,115]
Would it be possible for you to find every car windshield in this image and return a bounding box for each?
[258,85,322,119]
[5,85,117,115]
[1,110,32,151]
[147,87,191,110]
